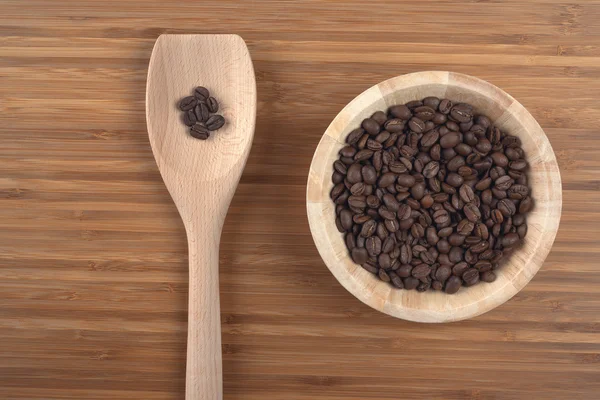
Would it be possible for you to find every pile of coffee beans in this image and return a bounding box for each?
[330,97,533,294]
[178,86,225,140]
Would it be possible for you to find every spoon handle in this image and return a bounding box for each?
[186,229,222,400]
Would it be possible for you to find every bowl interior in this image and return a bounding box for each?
[307,71,561,323]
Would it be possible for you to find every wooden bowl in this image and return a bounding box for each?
[307,71,562,323]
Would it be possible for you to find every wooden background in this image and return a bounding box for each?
[1,1,599,399]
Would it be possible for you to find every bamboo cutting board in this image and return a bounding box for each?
[1,1,599,399]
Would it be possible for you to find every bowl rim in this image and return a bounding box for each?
[306,71,562,323]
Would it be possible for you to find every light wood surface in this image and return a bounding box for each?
[146,34,256,400]
[307,71,562,323]
[1,1,600,399]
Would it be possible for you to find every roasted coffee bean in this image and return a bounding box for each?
[439,131,461,149]
[384,219,400,233]
[412,264,431,278]
[449,246,464,263]
[462,268,480,286]
[362,118,381,135]
[206,96,219,112]
[347,163,363,184]
[475,260,492,272]
[351,247,369,264]
[389,104,412,120]
[195,102,210,122]
[346,128,364,145]
[194,86,210,100]
[423,161,440,179]
[350,182,366,196]
[367,139,383,151]
[205,114,225,131]
[190,124,210,140]
[366,236,382,257]
[183,110,197,126]
[384,118,405,133]
[519,196,533,213]
[498,198,517,217]
[378,173,397,187]
[379,131,393,145]
[444,276,462,294]
[438,99,453,114]
[445,173,464,188]
[397,204,412,220]
[502,232,520,248]
[480,271,496,283]
[463,202,481,222]
[517,223,528,239]
[470,240,489,254]
[459,184,475,203]
[510,159,528,171]
[450,103,473,123]
[332,172,344,184]
[408,117,425,133]
[360,220,377,237]
[179,96,197,111]
[508,184,529,200]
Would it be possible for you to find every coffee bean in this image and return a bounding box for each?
[396,174,416,187]
[510,159,528,171]
[203,96,219,113]
[463,202,481,222]
[423,96,441,109]
[408,117,425,133]
[195,102,210,122]
[190,123,210,140]
[352,247,369,264]
[206,114,225,131]
[481,271,496,283]
[475,260,492,272]
[353,214,371,224]
[362,118,381,135]
[384,118,405,133]
[502,232,520,248]
[347,163,363,184]
[498,198,516,217]
[183,110,197,126]
[384,219,400,233]
[378,173,397,187]
[366,195,381,209]
[459,184,475,203]
[519,196,533,213]
[179,96,197,111]
[423,161,440,179]
[360,220,377,238]
[366,236,382,257]
[462,268,479,286]
[346,128,364,145]
[350,182,366,196]
[438,99,453,114]
[450,103,473,123]
[412,264,431,278]
[194,86,210,100]
[508,184,529,200]
[444,276,462,294]
[449,247,464,263]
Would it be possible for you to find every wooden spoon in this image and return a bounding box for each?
[146,34,256,400]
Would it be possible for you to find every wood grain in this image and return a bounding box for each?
[1,0,599,399]
[307,71,562,323]
[146,34,256,400]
